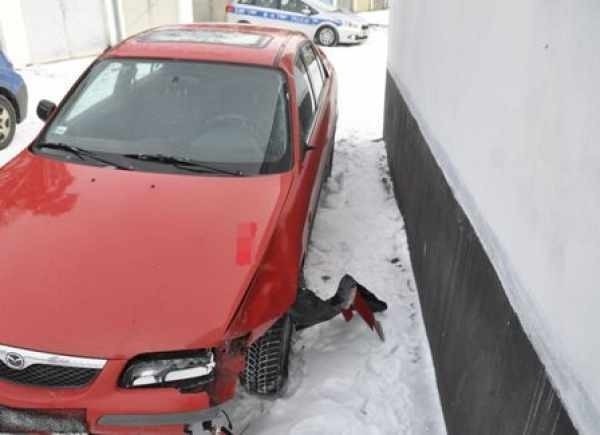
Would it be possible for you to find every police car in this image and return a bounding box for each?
[226,0,369,46]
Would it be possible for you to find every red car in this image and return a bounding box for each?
[0,24,336,434]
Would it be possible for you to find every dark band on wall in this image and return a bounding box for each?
[383,72,577,435]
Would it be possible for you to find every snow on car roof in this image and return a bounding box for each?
[137,28,273,48]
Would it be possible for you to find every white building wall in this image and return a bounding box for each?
[20,0,110,64]
[0,0,196,65]
[0,0,31,67]
[388,0,600,433]
[193,0,228,22]
[120,0,195,37]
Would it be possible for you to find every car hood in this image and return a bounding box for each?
[0,152,293,359]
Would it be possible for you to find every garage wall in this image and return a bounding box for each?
[0,0,223,66]
[385,0,600,433]
[193,0,229,22]
[120,0,180,37]
[20,0,109,63]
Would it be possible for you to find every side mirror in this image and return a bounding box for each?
[302,7,313,16]
[37,100,57,121]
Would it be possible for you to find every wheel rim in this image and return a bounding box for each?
[319,28,336,46]
[0,105,11,144]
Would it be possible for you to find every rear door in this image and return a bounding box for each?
[295,43,336,249]
[279,0,320,39]
[229,0,321,40]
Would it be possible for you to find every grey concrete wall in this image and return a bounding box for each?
[384,72,577,435]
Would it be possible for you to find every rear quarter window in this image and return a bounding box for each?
[301,45,324,101]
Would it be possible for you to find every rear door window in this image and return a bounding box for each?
[294,57,316,142]
[254,0,279,9]
[280,0,315,14]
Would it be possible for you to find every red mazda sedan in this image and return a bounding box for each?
[0,24,336,434]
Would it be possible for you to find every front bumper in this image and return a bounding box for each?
[338,26,369,44]
[0,349,243,434]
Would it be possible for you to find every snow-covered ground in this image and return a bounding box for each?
[0,17,446,435]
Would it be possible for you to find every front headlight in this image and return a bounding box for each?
[345,20,359,28]
[120,350,216,391]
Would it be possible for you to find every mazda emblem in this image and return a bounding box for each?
[5,352,26,370]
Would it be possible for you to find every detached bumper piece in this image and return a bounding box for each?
[291,274,388,341]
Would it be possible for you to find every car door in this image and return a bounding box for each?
[294,43,336,251]
[230,0,281,26]
[279,0,320,39]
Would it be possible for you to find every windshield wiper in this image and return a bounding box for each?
[123,153,245,177]
[35,142,132,170]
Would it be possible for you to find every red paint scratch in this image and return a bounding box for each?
[236,222,258,266]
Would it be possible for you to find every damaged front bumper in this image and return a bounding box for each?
[0,344,244,434]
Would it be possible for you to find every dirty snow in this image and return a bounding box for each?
[0,14,446,435]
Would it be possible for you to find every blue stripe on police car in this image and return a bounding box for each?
[233,6,343,27]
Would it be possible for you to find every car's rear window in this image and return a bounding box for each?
[40,59,291,175]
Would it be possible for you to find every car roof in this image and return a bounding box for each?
[105,23,307,67]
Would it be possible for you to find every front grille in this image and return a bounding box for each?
[0,360,99,388]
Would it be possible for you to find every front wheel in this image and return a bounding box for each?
[241,315,293,395]
[316,26,338,47]
[0,95,17,150]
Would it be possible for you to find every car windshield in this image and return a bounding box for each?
[38,59,291,175]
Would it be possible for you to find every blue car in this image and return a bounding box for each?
[0,51,28,149]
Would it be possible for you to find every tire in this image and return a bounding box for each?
[241,314,293,395]
[316,26,338,47]
[0,95,17,150]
